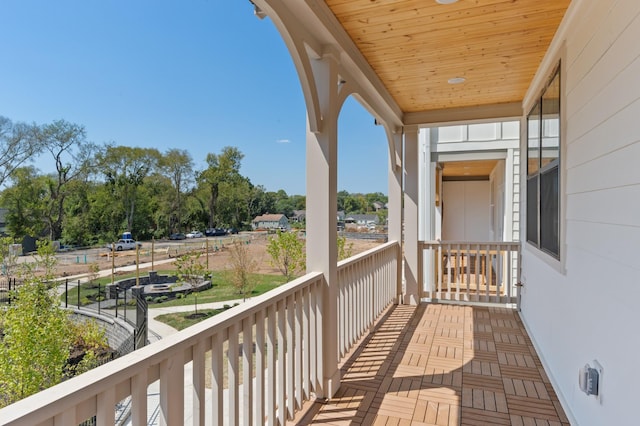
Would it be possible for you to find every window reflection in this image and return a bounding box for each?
[541,72,560,168]
[527,103,540,175]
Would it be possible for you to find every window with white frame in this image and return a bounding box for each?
[526,65,560,258]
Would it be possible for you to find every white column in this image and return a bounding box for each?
[419,128,436,295]
[387,128,403,302]
[419,129,435,241]
[404,125,420,304]
[306,55,340,398]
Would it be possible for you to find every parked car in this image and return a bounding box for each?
[205,228,227,236]
[186,230,203,238]
[106,239,142,251]
[227,227,239,234]
[169,233,186,240]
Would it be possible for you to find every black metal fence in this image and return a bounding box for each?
[60,278,138,327]
[0,278,20,305]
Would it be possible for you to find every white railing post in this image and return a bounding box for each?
[228,323,239,425]
[242,317,253,426]
[192,339,206,426]
[266,304,276,426]
[211,332,224,425]
[131,370,148,426]
[96,389,115,425]
[255,310,265,426]
[159,351,184,426]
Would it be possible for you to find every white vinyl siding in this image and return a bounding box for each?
[520,1,640,425]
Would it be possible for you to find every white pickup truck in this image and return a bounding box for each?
[107,239,142,251]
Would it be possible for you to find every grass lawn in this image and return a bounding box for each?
[60,271,288,308]
[154,307,231,330]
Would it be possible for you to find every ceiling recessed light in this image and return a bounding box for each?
[448,77,466,84]
[436,0,459,4]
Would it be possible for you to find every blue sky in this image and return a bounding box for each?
[0,1,389,196]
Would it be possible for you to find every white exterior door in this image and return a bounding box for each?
[442,180,491,241]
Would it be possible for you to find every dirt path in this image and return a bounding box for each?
[54,234,386,279]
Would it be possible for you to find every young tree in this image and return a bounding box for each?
[175,251,205,315]
[266,230,305,282]
[0,241,69,407]
[0,237,19,278]
[228,239,258,301]
[0,240,110,407]
[337,235,354,261]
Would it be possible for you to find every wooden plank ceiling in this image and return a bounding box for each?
[441,160,498,178]
[325,0,571,115]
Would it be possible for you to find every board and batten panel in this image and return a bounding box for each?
[520,0,640,425]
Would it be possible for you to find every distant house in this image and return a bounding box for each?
[290,210,306,223]
[291,210,345,225]
[345,214,378,226]
[252,213,290,231]
[372,201,387,211]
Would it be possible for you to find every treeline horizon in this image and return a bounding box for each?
[0,115,387,247]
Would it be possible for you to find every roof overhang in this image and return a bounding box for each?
[253,0,571,127]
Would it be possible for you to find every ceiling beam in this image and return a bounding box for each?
[404,102,523,127]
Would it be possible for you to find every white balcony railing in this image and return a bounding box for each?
[0,241,399,426]
[420,240,520,306]
[337,241,400,359]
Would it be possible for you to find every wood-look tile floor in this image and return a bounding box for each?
[297,303,570,425]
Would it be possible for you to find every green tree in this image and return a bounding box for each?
[197,147,244,229]
[247,184,272,219]
[0,116,42,188]
[160,149,194,233]
[1,166,48,238]
[0,236,19,278]
[337,235,354,261]
[0,241,70,407]
[84,182,122,243]
[0,239,109,407]
[175,251,205,315]
[274,189,295,217]
[266,230,305,282]
[376,209,388,227]
[217,176,252,229]
[337,190,349,212]
[144,173,175,238]
[37,119,97,240]
[66,319,110,376]
[61,179,95,245]
[290,194,306,210]
[95,145,161,237]
[228,239,258,301]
